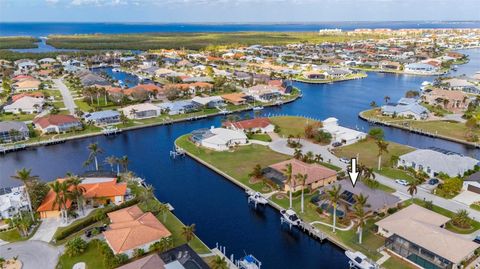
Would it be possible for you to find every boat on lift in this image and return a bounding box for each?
[247,192,268,207]
[237,254,262,269]
[112,68,120,72]
[280,209,301,227]
[345,250,379,269]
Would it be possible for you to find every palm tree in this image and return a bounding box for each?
[281,164,294,209]
[158,203,170,222]
[182,224,196,243]
[353,193,371,210]
[119,155,129,172]
[138,184,155,203]
[390,155,400,167]
[375,140,389,170]
[314,154,323,163]
[11,168,38,220]
[105,156,117,172]
[407,179,419,201]
[67,175,86,216]
[295,174,308,213]
[293,148,303,160]
[87,143,103,171]
[211,256,229,269]
[352,205,369,244]
[49,180,70,223]
[324,184,342,233]
[248,164,263,179]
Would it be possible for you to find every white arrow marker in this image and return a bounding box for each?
[348,158,359,187]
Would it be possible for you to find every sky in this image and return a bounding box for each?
[0,0,479,23]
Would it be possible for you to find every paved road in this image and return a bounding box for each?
[0,240,60,269]
[54,78,76,115]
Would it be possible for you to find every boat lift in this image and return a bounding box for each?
[169,146,185,158]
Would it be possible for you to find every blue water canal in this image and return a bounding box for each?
[1,49,479,269]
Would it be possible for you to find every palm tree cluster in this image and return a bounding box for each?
[49,174,86,223]
[293,149,324,164]
[105,155,130,175]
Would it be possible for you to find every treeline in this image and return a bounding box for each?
[0,50,102,61]
[0,36,39,49]
[46,32,387,51]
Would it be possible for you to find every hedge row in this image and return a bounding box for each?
[54,198,139,241]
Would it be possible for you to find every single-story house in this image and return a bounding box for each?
[376,204,479,269]
[3,96,44,114]
[192,96,225,108]
[33,114,82,134]
[381,98,429,120]
[264,159,337,192]
[321,117,366,145]
[84,110,121,126]
[120,103,161,119]
[463,171,480,195]
[379,60,402,70]
[398,149,479,177]
[37,177,127,219]
[442,78,480,94]
[404,63,439,75]
[422,88,470,113]
[13,78,41,92]
[190,127,248,151]
[221,93,248,105]
[157,100,198,115]
[0,121,29,143]
[223,117,275,133]
[103,205,172,257]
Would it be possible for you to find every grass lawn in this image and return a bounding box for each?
[58,240,107,269]
[395,120,476,142]
[159,211,211,254]
[0,113,36,122]
[176,134,290,193]
[0,229,22,242]
[382,255,417,269]
[332,138,414,169]
[471,203,480,212]
[270,116,319,138]
[248,133,272,142]
[376,167,416,182]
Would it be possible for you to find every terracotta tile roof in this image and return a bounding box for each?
[36,187,73,212]
[104,205,172,254]
[12,92,44,102]
[116,254,166,269]
[223,117,272,130]
[221,93,247,103]
[33,115,80,129]
[269,159,337,187]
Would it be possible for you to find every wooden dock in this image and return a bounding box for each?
[298,221,328,241]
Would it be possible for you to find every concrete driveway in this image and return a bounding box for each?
[29,217,61,242]
[0,240,60,269]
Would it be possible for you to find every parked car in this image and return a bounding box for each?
[395,179,409,186]
[339,157,349,164]
[332,142,342,147]
[428,178,439,185]
[474,234,480,244]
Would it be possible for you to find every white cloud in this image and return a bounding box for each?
[70,0,126,6]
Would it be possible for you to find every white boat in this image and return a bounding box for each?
[238,254,261,269]
[112,68,120,72]
[252,106,264,111]
[345,250,378,269]
[280,209,301,227]
[248,192,268,207]
[421,81,432,86]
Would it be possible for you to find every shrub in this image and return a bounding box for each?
[133,248,145,258]
[368,127,384,140]
[65,237,87,257]
[387,207,398,215]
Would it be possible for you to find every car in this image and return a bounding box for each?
[339,157,350,164]
[474,235,480,244]
[428,178,439,185]
[332,142,342,147]
[395,179,409,186]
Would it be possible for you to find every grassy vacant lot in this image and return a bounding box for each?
[0,36,38,49]
[332,138,414,169]
[270,116,319,138]
[47,32,386,50]
[176,134,290,192]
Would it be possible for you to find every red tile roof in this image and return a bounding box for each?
[223,117,272,130]
[269,159,337,187]
[12,92,44,102]
[33,115,80,129]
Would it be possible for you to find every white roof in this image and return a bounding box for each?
[192,96,223,105]
[4,96,44,111]
[376,204,479,263]
[399,149,478,177]
[202,128,247,146]
[121,103,159,113]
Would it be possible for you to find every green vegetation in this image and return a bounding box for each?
[58,240,107,269]
[47,32,386,50]
[471,203,480,212]
[0,36,38,49]
[270,116,319,138]
[332,138,414,168]
[0,229,22,242]
[247,133,272,142]
[176,135,290,192]
[382,255,417,269]
[161,211,210,254]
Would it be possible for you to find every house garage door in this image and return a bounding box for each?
[467,184,480,194]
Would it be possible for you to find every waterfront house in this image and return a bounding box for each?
[78,72,110,87]
[381,98,429,120]
[303,71,328,80]
[37,177,127,219]
[462,172,480,195]
[398,148,479,177]
[33,114,82,134]
[221,92,248,105]
[3,96,44,114]
[0,121,29,143]
[442,78,480,94]
[379,60,402,71]
[190,127,248,151]
[376,204,479,269]
[192,96,225,108]
[84,110,121,126]
[223,117,275,133]
[0,186,30,219]
[263,159,337,192]
[120,103,161,119]
[103,205,172,257]
[404,62,439,75]
[243,85,282,102]
[422,88,470,113]
[157,100,198,115]
[321,117,366,145]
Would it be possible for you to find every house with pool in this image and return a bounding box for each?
[376,204,479,269]
[190,127,248,151]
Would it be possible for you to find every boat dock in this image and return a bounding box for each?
[0,144,26,154]
[298,221,327,241]
[170,147,186,158]
[102,126,122,136]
